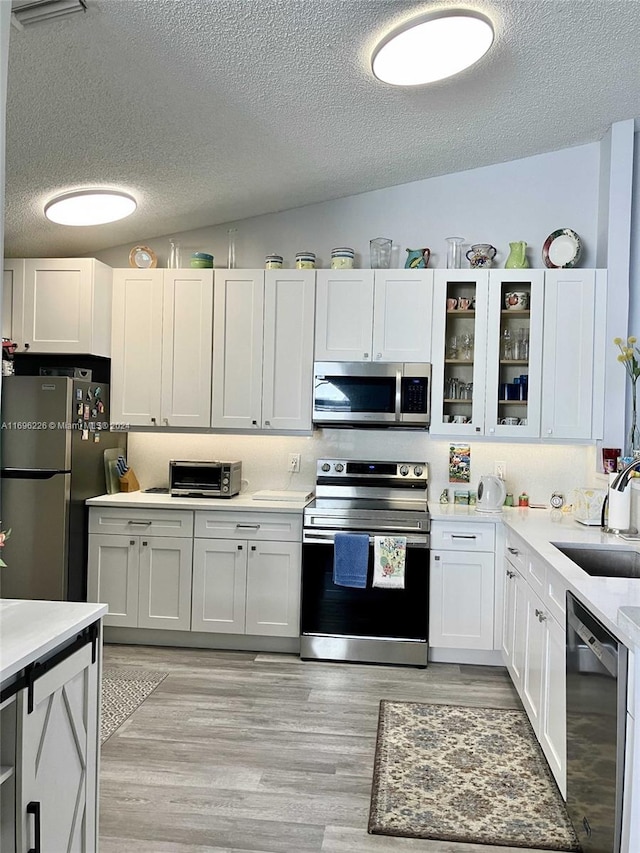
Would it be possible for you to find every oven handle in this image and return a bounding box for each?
[303,531,429,548]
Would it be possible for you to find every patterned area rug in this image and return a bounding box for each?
[101,668,169,744]
[368,701,581,851]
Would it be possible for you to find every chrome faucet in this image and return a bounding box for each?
[610,457,640,491]
[601,457,640,533]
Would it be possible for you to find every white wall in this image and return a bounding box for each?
[94,142,600,272]
[127,429,597,510]
[0,2,9,336]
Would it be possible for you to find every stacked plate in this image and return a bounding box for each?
[190,252,214,269]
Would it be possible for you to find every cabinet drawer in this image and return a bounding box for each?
[505,530,529,574]
[430,520,496,552]
[195,511,302,542]
[88,507,194,538]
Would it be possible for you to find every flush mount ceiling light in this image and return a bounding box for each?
[371,9,494,86]
[44,189,137,226]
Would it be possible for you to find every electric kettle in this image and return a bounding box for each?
[476,474,506,513]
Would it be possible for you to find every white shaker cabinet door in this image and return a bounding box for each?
[541,269,598,440]
[3,258,24,343]
[111,269,163,426]
[22,258,112,356]
[87,533,139,628]
[161,270,213,428]
[372,269,433,362]
[429,549,495,650]
[138,536,193,631]
[314,270,374,361]
[245,540,301,637]
[211,271,264,429]
[17,643,99,853]
[540,612,567,797]
[262,270,315,431]
[191,538,248,633]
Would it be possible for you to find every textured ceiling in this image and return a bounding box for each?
[4,0,640,258]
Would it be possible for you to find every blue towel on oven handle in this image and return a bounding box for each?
[333,532,369,588]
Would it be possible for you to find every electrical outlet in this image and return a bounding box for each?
[288,453,301,473]
[495,461,507,480]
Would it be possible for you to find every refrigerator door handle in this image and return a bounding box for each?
[1,468,71,479]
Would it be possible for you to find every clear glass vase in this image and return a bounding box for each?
[445,236,464,269]
[227,228,238,269]
[629,381,640,457]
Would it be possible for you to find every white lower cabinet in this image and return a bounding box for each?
[192,510,302,638]
[88,508,194,631]
[502,530,566,796]
[429,521,497,652]
[16,641,100,852]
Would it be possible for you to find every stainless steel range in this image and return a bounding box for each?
[301,459,430,667]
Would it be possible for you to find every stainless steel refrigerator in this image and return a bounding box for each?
[0,375,126,601]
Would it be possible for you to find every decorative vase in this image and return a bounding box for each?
[505,241,529,269]
[466,243,497,269]
[445,236,464,269]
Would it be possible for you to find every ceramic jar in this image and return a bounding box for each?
[405,248,431,269]
[466,243,497,268]
[295,252,316,269]
[265,254,283,269]
[330,247,355,269]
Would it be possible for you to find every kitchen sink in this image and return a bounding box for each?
[551,542,640,578]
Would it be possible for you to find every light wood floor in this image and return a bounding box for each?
[99,644,561,853]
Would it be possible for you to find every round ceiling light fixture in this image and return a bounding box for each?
[44,189,137,226]
[371,9,495,86]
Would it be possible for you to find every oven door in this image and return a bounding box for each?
[170,462,222,497]
[300,529,430,667]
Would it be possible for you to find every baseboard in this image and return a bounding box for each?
[103,627,300,655]
[428,647,504,666]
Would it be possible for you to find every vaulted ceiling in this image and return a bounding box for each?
[5,0,640,258]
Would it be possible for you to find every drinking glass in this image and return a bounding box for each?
[445,236,465,269]
[168,239,181,269]
[446,335,458,359]
[370,237,392,269]
[460,332,473,360]
[227,228,238,269]
[514,328,529,360]
[501,328,513,360]
[447,377,459,399]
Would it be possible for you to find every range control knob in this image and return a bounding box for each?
[334,463,345,473]
[413,465,424,477]
[321,463,331,472]
[399,465,409,476]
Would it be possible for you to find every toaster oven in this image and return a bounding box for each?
[169,460,242,498]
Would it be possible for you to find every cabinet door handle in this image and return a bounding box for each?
[130,539,135,546]
[163,418,169,426]
[27,801,41,853]
[151,417,157,425]
[129,520,152,526]
[451,534,477,539]
[236,523,260,529]
[252,420,258,426]
[506,569,515,578]
[376,352,382,360]
[433,555,440,561]
[363,353,369,359]
[251,545,256,551]
[237,544,243,551]
[538,611,547,622]
[264,420,271,427]
[507,547,519,555]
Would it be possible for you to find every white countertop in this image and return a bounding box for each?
[86,491,312,513]
[0,599,107,684]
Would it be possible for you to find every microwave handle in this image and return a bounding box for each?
[395,369,402,422]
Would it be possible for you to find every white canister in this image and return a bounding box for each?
[265,254,283,269]
[295,252,316,269]
[330,247,355,270]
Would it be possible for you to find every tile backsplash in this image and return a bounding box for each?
[128,430,598,508]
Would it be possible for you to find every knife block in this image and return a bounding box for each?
[119,469,140,493]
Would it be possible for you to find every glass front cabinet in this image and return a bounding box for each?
[431,269,544,437]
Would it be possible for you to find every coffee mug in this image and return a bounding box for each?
[452,415,467,424]
[500,417,519,425]
[519,418,528,426]
[458,297,471,310]
[447,297,458,310]
[504,291,529,310]
[442,415,452,423]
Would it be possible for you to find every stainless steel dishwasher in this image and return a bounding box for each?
[566,592,628,853]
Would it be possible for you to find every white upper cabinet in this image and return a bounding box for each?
[541,269,601,440]
[2,259,24,342]
[111,268,213,428]
[431,269,490,436]
[212,269,315,431]
[485,270,544,439]
[18,258,112,356]
[315,269,432,362]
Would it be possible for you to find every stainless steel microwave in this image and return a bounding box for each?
[312,362,431,428]
[170,460,242,498]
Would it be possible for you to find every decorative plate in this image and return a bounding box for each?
[128,245,157,269]
[542,228,581,269]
